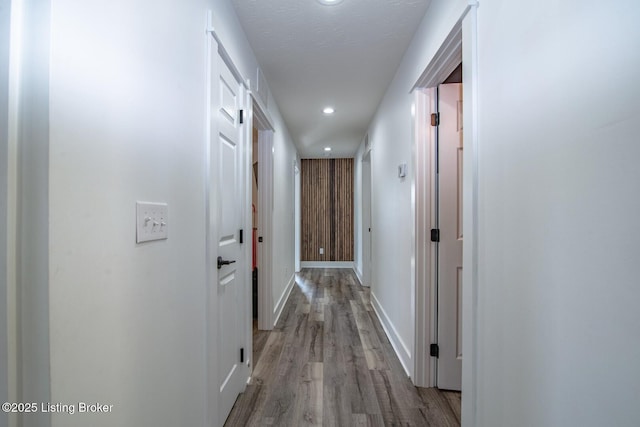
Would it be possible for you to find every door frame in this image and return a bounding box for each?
[413,85,439,387]
[205,14,252,425]
[294,159,301,273]
[411,3,479,425]
[250,94,275,331]
[361,147,372,287]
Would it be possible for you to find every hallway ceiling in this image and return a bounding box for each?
[232,0,432,158]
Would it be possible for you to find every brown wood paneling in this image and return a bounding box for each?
[301,158,353,261]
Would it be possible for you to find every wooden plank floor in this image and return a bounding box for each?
[225,268,461,427]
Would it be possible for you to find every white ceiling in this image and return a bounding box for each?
[232,0,432,158]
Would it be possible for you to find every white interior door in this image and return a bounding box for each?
[212,50,247,423]
[436,83,463,390]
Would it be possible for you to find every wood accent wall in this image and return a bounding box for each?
[301,158,354,261]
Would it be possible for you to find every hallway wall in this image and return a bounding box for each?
[356,0,468,377]
[48,2,210,425]
[28,0,298,426]
[473,1,640,426]
[361,0,640,426]
[271,120,297,312]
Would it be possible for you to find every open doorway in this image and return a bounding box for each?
[249,97,275,374]
[251,125,267,364]
[361,140,373,287]
[434,73,463,391]
[250,94,275,333]
[251,126,258,323]
[412,8,479,404]
[415,66,463,392]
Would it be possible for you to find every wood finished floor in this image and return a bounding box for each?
[226,268,460,427]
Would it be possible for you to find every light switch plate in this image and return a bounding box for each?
[398,163,407,178]
[136,202,168,243]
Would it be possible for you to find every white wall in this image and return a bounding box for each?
[48,1,210,425]
[0,1,10,425]
[353,142,364,280]
[33,0,298,426]
[473,1,640,426]
[271,118,297,311]
[362,0,467,376]
[364,0,640,425]
[14,1,52,426]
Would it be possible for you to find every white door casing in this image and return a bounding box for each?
[411,5,479,420]
[412,87,437,387]
[294,161,301,273]
[437,83,463,390]
[361,150,372,287]
[253,101,274,331]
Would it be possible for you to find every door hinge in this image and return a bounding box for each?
[239,229,243,244]
[430,228,440,242]
[430,112,440,127]
[239,109,244,124]
[240,348,244,363]
[430,343,439,358]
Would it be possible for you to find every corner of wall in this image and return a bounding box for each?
[353,266,363,285]
[272,274,295,327]
[370,292,413,378]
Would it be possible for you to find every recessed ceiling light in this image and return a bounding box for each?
[317,0,343,5]
[324,147,332,152]
[323,107,335,115]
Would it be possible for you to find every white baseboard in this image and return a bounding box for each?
[353,266,363,285]
[300,261,354,269]
[370,292,412,378]
[272,274,295,327]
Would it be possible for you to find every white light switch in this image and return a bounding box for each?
[319,247,324,255]
[398,163,407,178]
[136,202,168,243]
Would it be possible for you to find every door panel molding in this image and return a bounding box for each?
[205,14,251,426]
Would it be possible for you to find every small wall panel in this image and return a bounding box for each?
[301,158,354,261]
